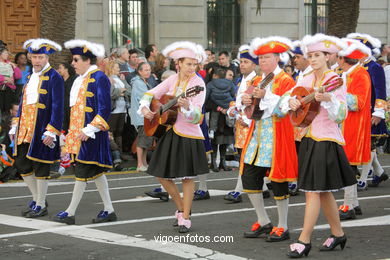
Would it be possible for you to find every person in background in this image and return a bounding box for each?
[105,60,131,160]
[218,51,239,77]
[116,47,132,84]
[0,47,22,113]
[128,49,139,72]
[154,53,169,83]
[206,67,236,172]
[57,62,77,134]
[14,52,31,102]
[284,65,294,77]
[145,44,159,71]
[205,49,216,64]
[130,62,154,172]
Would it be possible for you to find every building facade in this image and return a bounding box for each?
[1,0,390,60]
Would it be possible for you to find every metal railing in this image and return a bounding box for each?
[109,0,149,49]
[207,0,241,53]
[304,0,329,35]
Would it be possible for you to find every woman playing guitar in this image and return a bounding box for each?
[279,34,357,258]
[138,41,208,233]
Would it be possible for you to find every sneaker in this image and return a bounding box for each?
[137,165,148,172]
[52,211,75,225]
[92,211,117,223]
[193,190,210,200]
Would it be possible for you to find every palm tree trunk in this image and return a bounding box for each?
[327,0,360,37]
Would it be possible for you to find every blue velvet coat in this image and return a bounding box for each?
[76,70,112,168]
[363,59,388,136]
[14,66,64,163]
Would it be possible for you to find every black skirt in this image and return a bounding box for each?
[147,129,209,179]
[298,137,357,192]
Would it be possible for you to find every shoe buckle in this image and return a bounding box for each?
[57,211,68,218]
[270,227,284,237]
[251,222,260,231]
[32,205,41,212]
[98,211,108,218]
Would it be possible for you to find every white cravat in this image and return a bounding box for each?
[25,63,50,105]
[69,65,98,107]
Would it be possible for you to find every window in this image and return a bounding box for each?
[109,0,148,49]
[207,0,241,53]
[304,0,329,35]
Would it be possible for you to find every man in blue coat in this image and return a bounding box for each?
[340,33,389,220]
[52,40,116,225]
[9,38,64,218]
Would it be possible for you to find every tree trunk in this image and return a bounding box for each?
[327,0,360,37]
[40,0,77,66]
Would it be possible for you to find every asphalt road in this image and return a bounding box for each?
[1,155,390,260]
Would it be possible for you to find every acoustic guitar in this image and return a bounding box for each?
[290,75,343,127]
[244,72,274,120]
[144,85,204,138]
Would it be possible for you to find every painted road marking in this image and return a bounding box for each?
[0,214,246,260]
[0,177,238,201]
[293,215,390,231]
[1,194,389,240]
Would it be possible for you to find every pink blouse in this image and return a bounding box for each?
[139,73,206,140]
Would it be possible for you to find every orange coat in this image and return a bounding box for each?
[239,71,298,183]
[342,65,372,165]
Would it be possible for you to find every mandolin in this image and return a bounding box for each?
[244,72,274,120]
[144,85,204,138]
[290,75,343,127]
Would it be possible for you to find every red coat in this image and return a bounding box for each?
[239,71,298,183]
[342,65,371,165]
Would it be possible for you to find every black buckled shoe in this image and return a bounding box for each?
[369,172,389,187]
[244,222,273,238]
[288,183,299,196]
[319,234,347,251]
[145,188,169,202]
[21,200,48,217]
[266,227,290,242]
[354,206,362,215]
[52,211,76,225]
[287,240,311,258]
[26,205,48,218]
[224,191,243,203]
[21,200,36,217]
[263,190,270,199]
[92,211,117,223]
[338,205,356,220]
[193,190,210,201]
